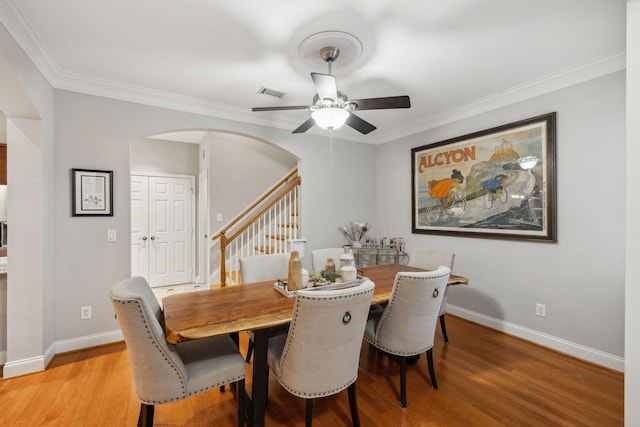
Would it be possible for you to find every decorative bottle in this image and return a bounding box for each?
[325,257,336,273]
[288,251,303,291]
[340,247,355,269]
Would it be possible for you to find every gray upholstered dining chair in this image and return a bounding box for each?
[110,276,246,427]
[364,267,450,408]
[408,248,456,342]
[266,279,375,427]
[239,252,290,362]
[310,247,345,273]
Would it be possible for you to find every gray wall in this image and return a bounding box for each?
[131,137,199,175]
[0,23,55,372]
[43,70,626,372]
[50,89,377,343]
[203,131,297,233]
[376,71,625,367]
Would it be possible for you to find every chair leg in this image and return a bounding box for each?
[439,314,449,343]
[347,382,361,427]
[230,331,240,348]
[245,339,254,363]
[400,356,407,408]
[426,348,438,389]
[137,403,154,427]
[305,398,313,427]
[237,379,246,427]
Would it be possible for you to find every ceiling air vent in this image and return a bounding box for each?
[257,87,286,98]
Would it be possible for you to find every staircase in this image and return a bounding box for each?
[210,167,304,286]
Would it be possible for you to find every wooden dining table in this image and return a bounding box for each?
[163,263,468,427]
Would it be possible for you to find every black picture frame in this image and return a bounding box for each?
[71,168,114,216]
[411,112,556,242]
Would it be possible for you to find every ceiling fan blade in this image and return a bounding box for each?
[252,105,310,112]
[346,112,377,135]
[311,72,338,101]
[292,117,316,134]
[348,95,411,110]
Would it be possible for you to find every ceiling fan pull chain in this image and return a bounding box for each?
[329,128,334,166]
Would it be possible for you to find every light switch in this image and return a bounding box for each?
[216,213,223,222]
[107,229,117,242]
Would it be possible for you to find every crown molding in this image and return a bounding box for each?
[382,50,626,145]
[0,2,625,145]
[0,0,63,83]
[58,50,626,145]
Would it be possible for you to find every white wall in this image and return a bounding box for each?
[625,0,640,423]
[377,71,625,369]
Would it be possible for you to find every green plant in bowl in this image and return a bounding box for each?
[311,271,329,285]
[321,270,341,282]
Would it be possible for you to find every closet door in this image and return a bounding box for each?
[130,175,149,280]
[131,175,194,287]
[148,176,193,286]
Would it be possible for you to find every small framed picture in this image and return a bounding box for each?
[71,169,114,216]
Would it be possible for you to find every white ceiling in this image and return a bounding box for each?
[0,0,627,144]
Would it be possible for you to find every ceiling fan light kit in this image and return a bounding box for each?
[311,107,349,129]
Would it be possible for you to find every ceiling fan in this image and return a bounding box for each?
[252,46,411,135]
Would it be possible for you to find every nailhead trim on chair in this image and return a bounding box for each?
[276,287,372,398]
[115,298,247,404]
[113,299,188,403]
[112,276,248,427]
[366,272,449,356]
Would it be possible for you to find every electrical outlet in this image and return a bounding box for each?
[81,306,92,319]
[535,303,546,318]
[107,229,117,241]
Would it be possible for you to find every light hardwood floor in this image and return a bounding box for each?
[0,315,623,426]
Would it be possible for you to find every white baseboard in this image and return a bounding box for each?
[447,305,624,372]
[2,330,124,378]
[4,309,624,378]
[54,330,124,354]
[3,354,46,378]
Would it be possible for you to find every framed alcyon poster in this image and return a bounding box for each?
[411,112,556,242]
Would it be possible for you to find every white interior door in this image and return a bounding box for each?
[130,175,149,279]
[198,169,209,284]
[131,174,194,287]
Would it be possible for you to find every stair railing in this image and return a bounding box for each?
[211,167,300,286]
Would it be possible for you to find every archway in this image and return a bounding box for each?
[133,130,298,286]
[0,55,48,378]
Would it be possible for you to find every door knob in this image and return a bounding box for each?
[138,236,148,241]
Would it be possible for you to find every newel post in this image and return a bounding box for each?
[219,232,227,287]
